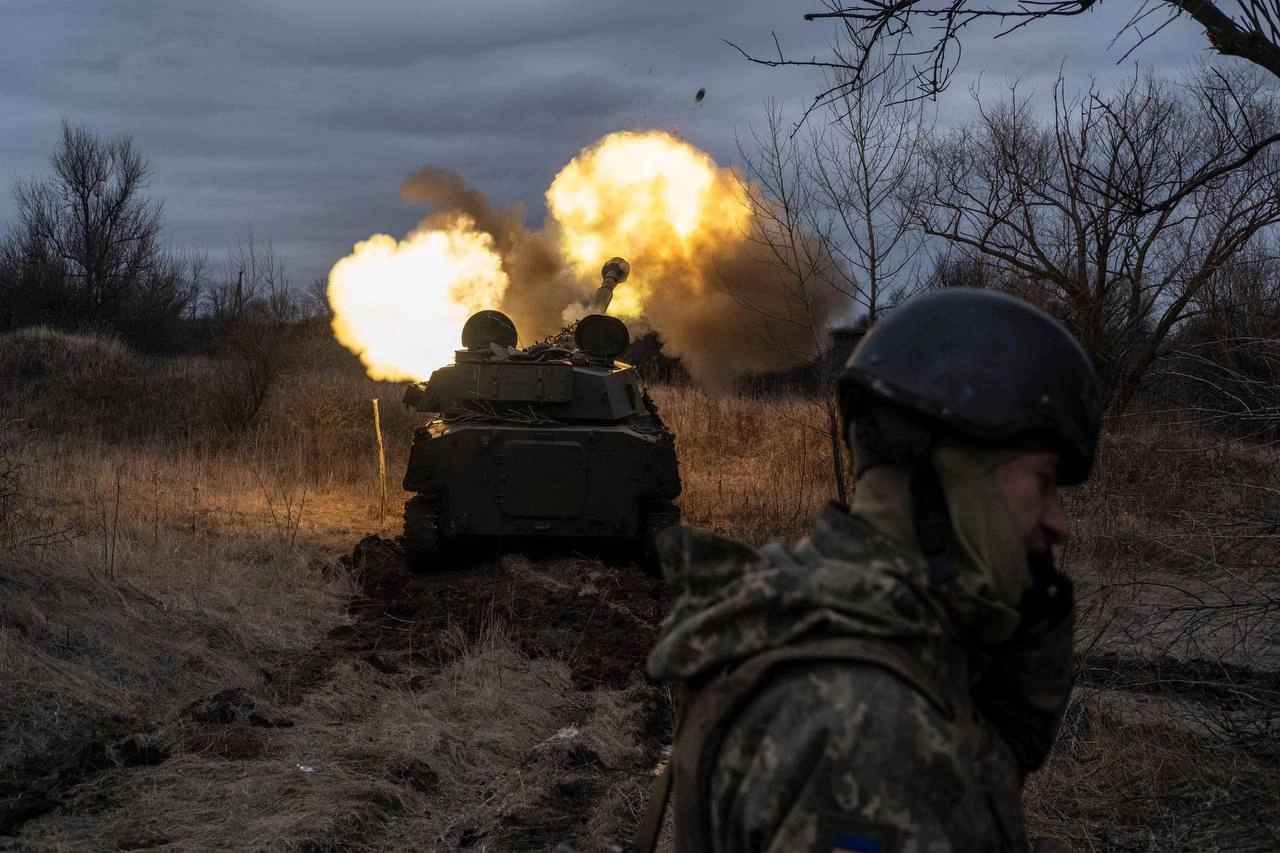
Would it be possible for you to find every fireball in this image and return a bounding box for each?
[328,216,508,381]
[546,130,753,319]
[327,130,762,381]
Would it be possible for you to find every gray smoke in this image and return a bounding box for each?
[398,165,846,386]
[400,166,580,342]
[624,238,845,389]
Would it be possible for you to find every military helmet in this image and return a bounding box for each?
[838,288,1100,484]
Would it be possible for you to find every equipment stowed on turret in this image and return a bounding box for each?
[399,258,681,570]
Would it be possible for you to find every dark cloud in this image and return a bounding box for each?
[309,71,651,138]
[0,0,1216,295]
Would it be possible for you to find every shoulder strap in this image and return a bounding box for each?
[631,636,953,853]
[631,753,674,853]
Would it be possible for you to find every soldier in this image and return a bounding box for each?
[640,288,1100,853]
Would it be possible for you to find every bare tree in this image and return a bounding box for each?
[735,102,854,502]
[741,2,1280,103]
[203,229,298,324]
[731,59,931,500]
[16,121,162,316]
[0,120,198,349]
[734,1,1280,210]
[1154,240,1280,435]
[807,53,929,323]
[924,248,1012,292]
[914,67,1280,413]
[203,232,301,431]
[304,276,332,319]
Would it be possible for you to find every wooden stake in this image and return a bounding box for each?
[372,398,387,529]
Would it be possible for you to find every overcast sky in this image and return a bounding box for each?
[0,1,1225,288]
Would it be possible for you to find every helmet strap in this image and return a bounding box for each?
[910,456,957,584]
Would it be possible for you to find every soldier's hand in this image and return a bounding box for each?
[1017,550,1073,632]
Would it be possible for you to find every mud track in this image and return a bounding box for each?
[339,536,671,692]
[2,536,674,850]
[15,535,1275,850]
[1076,651,1280,711]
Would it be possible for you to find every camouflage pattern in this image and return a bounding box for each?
[971,601,1075,775]
[647,503,1075,853]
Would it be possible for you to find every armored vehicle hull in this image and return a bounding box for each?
[402,413,680,565]
[399,268,681,570]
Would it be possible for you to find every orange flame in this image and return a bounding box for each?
[328,130,757,381]
[328,217,508,381]
[546,130,752,320]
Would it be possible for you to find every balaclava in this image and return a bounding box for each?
[852,445,1034,645]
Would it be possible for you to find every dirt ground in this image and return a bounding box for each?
[8,533,1278,852]
[1,538,674,852]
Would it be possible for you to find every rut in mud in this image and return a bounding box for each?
[340,535,671,692]
[3,538,675,852]
[7,536,1279,851]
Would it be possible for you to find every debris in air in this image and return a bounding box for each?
[695,88,706,103]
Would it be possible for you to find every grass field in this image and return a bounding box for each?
[1,326,1277,851]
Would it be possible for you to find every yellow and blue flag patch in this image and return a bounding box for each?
[818,813,899,853]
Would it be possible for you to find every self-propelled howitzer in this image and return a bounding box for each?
[399,260,681,569]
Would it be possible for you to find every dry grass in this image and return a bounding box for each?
[650,383,841,543]
[1,326,1277,850]
[0,326,667,850]
[1025,691,1279,851]
[1065,421,1280,669]
[1036,422,1280,850]
[13,617,654,852]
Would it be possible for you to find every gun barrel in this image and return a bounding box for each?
[590,257,630,314]
[590,284,614,313]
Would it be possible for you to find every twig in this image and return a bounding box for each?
[373,398,388,531]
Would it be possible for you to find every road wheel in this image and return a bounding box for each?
[639,500,681,575]
[402,496,439,573]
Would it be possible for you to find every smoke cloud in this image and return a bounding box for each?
[400,166,582,341]
[393,135,846,388]
[639,242,845,389]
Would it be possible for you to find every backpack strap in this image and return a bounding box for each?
[631,751,675,853]
[631,636,953,853]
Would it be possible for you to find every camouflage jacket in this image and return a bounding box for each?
[646,504,1075,853]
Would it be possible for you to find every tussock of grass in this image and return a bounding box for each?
[0,325,135,382]
[1026,692,1280,851]
[0,540,339,845]
[13,620,657,852]
[651,384,842,543]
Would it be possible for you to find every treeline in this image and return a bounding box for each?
[740,63,1280,438]
[0,121,340,430]
[0,122,200,352]
[6,78,1279,441]
[0,120,328,355]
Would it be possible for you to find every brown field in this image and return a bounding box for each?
[1,326,1278,851]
